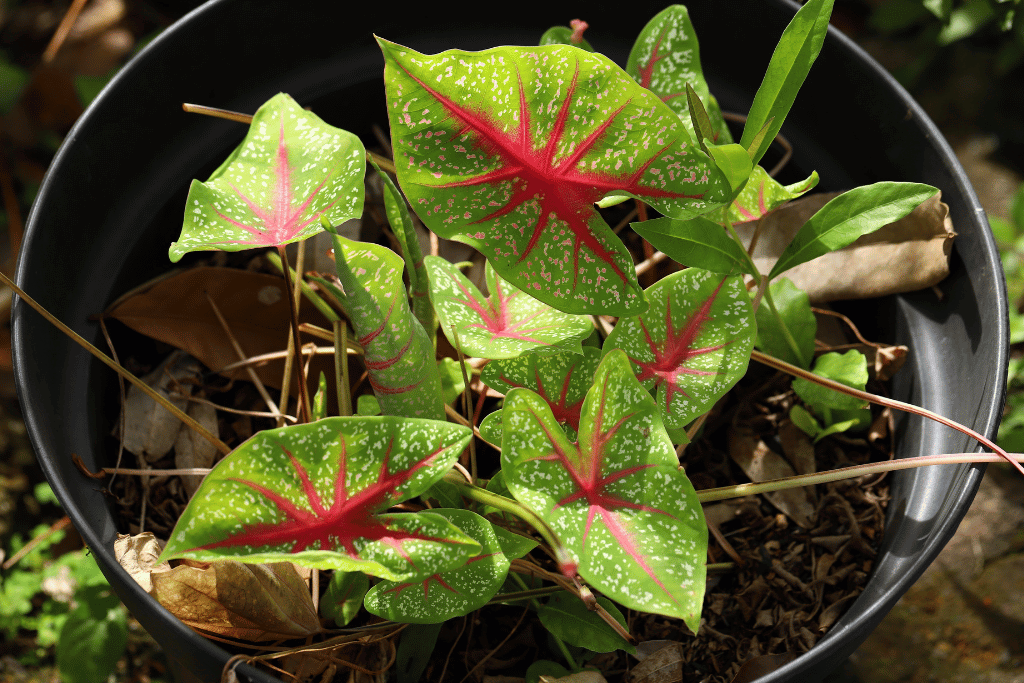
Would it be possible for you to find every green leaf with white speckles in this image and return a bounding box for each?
[159,416,478,582]
[728,166,819,225]
[627,5,733,145]
[312,236,444,421]
[426,257,592,360]
[364,509,514,624]
[170,93,365,262]
[501,350,708,630]
[603,268,755,431]
[381,38,731,316]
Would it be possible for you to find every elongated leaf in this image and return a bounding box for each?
[482,347,602,434]
[160,417,479,581]
[396,624,443,683]
[632,215,754,276]
[381,39,731,315]
[314,235,444,420]
[170,93,365,262]
[374,161,436,342]
[364,509,513,623]
[768,182,939,280]
[501,351,708,630]
[728,166,818,225]
[426,257,592,359]
[755,277,816,369]
[538,591,635,654]
[627,5,733,144]
[603,269,755,430]
[740,0,836,165]
[705,142,753,195]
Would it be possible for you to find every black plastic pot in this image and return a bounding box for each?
[12,1,1007,682]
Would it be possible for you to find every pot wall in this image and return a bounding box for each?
[12,1,1007,681]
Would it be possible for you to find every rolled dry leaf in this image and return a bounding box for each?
[173,398,219,497]
[736,191,954,303]
[114,532,171,593]
[118,351,199,463]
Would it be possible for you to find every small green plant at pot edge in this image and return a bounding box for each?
[8,1,1024,680]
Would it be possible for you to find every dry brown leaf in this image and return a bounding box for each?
[107,266,333,396]
[114,532,171,593]
[173,399,219,497]
[728,430,816,529]
[778,421,816,477]
[736,191,954,303]
[630,641,683,683]
[148,560,320,642]
[118,351,199,462]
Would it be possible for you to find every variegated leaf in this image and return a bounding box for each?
[160,417,478,582]
[426,257,592,359]
[627,5,733,145]
[501,351,708,630]
[170,93,365,261]
[728,166,818,225]
[313,236,444,420]
[364,509,526,623]
[603,268,755,430]
[381,39,731,316]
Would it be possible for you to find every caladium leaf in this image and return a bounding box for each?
[631,215,755,276]
[313,235,444,421]
[425,257,592,359]
[320,571,369,627]
[363,509,514,623]
[482,347,602,434]
[381,38,731,316]
[603,268,755,431]
[170,93,365,262]
[160,416,479,582]
[501,350,708,629]
[728,166,819,225]
[627,5,733,144]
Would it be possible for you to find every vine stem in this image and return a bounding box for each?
[2,270,230,455]
[750,348,1024,477]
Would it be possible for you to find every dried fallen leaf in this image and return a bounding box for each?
[173,398,219,497]
[114,532,171,593]
[728,430,816,529]
[118,351,199,462]
[631,641,683,683]
[737,192,953,303]
[778,421,816,477]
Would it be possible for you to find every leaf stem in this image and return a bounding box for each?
[3,270,230,455]
[751,348,1024,477]
[277,245,312,423]
[265,250,342,323]
[334,321,352,416]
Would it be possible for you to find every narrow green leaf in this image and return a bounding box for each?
[792,350,869,411]
[426,257,592,360]
[768,182,939,280]
[740,0,836,165]
[538,591,636,654]
[312,371,328,420]
[396,623,443,683]
[321,571,369,627]
[755,278,816,369]
[745,117,774,161]
[170,93,365,262]
[501,351,708,629]
[627,5,734,144]
[603,269,756,430]
[160,416,478,580]
[364,510,513,623]
[789,404,821,438]
[632,215,754,276]
[686,83,715,155]
[705,141,754,195]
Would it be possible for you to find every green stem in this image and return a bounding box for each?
[265,250,341,323]
[486,584,563,604]
[443,473,577,576]
[334,321,352,417]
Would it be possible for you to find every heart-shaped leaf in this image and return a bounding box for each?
[627,5,733,144]
[381,38,731,315]
[501,351,708,630]
[728,166,819,225]
[313,236,444,420]
[160,416,479,581]
[363,509,518,623]
[603,269,755,430]
[170,93,365,262]
[426,257,592,359]
[482,347,602,435]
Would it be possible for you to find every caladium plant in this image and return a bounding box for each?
[93,0,994,677]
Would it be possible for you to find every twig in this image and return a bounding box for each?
[458,607,530,683]
[178,393,296,422]
[276,245,311,423]
[217,344,348,375]
[635,250,669,278]
[450,325,477,481]
[2,516,71,569]
[41,0,88,63]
